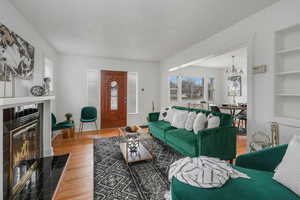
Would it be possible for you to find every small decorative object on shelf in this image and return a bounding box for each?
[127,138,139,153]
[0,57,15,98]
[43,77,51,95]
[65,113,73,121]
[30,85,45,96]
[271,122,279,147]
[249,131,272,152]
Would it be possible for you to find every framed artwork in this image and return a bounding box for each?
[227,75,241,96]
[0,23,35,80]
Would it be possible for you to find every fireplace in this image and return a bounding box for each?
[3,104,42,199]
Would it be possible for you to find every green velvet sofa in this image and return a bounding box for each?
[171,144,300,200]
[148,106,237,160]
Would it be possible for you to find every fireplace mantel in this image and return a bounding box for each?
[0,95,55,198]
[0,96,55,107]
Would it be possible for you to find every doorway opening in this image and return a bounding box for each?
[167,47,249,154]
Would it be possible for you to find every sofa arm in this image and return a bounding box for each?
[235,144,288,172]
[148,112,160,122]
[197,126,237,161]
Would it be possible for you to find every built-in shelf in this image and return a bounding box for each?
[274,24,300,127]
[277,46,300,54]
[275,93,300,97]
[275,70,300,76]
[274,116,300,128]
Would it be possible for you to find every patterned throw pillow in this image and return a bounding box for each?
[165,108,176,122]
[159,107,170,121]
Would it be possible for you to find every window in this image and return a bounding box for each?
[181,77,204,100]
[111,81,118,110]
[208,78,215,102]
[86,70,99,108]
[44,58,54,91]
[127,72,138,114]
[169,76,178,101]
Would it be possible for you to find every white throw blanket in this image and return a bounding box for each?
[165,156,250,199]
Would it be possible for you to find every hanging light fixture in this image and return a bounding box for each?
[225,56,244,76]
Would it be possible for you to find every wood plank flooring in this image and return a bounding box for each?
[53,129,247,200]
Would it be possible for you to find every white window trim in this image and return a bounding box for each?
[128,72,139,115]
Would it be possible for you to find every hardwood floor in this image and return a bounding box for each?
[53,129,247,200]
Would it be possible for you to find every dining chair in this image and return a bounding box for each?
[236,110,247,129]
[210,106,221,113]
[79,106,98,134]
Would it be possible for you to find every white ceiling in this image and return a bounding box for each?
[10,0,279,62]
[192,48,247,68]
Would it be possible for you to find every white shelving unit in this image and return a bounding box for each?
[275,70,300,76]
[274,24,300,125]
[275,93,300,97]
[277,46,300,54]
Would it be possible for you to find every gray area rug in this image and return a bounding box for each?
[94,136,183,200]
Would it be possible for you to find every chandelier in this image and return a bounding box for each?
[225,56,244,75]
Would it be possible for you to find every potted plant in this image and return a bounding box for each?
[65,113,73,122]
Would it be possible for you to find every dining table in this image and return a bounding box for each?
[219,105,247,116]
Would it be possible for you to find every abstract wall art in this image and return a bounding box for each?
[0,23,35,81]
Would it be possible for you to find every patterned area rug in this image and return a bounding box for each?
[94,136,183,200]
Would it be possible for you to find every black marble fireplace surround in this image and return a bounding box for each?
[3,104,68,200]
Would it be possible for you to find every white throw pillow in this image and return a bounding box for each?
[165,108,175,122]
[159,107,170,121]
[273,135,300,196]
[207,115,220,129]
[185,112,197,131]
[193,113,207,134]
[171,110,189,129]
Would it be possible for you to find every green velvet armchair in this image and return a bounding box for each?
[51,113,75,137]
[79,106,98,134]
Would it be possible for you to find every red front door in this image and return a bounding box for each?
[101,70,127,128]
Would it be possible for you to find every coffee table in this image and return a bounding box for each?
[119,126,154,166]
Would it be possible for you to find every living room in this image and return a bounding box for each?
[1,0,300,199]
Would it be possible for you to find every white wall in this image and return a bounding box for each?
[168,66,224,106]
[0,0,58,197]
[160,0,300,144]
[0,0,58,98]
[56,55,160,130]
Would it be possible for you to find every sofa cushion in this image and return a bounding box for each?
[165,129,196,157]
[172,166,300,200]
[149,120,173,131]
[149,120,175,142]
